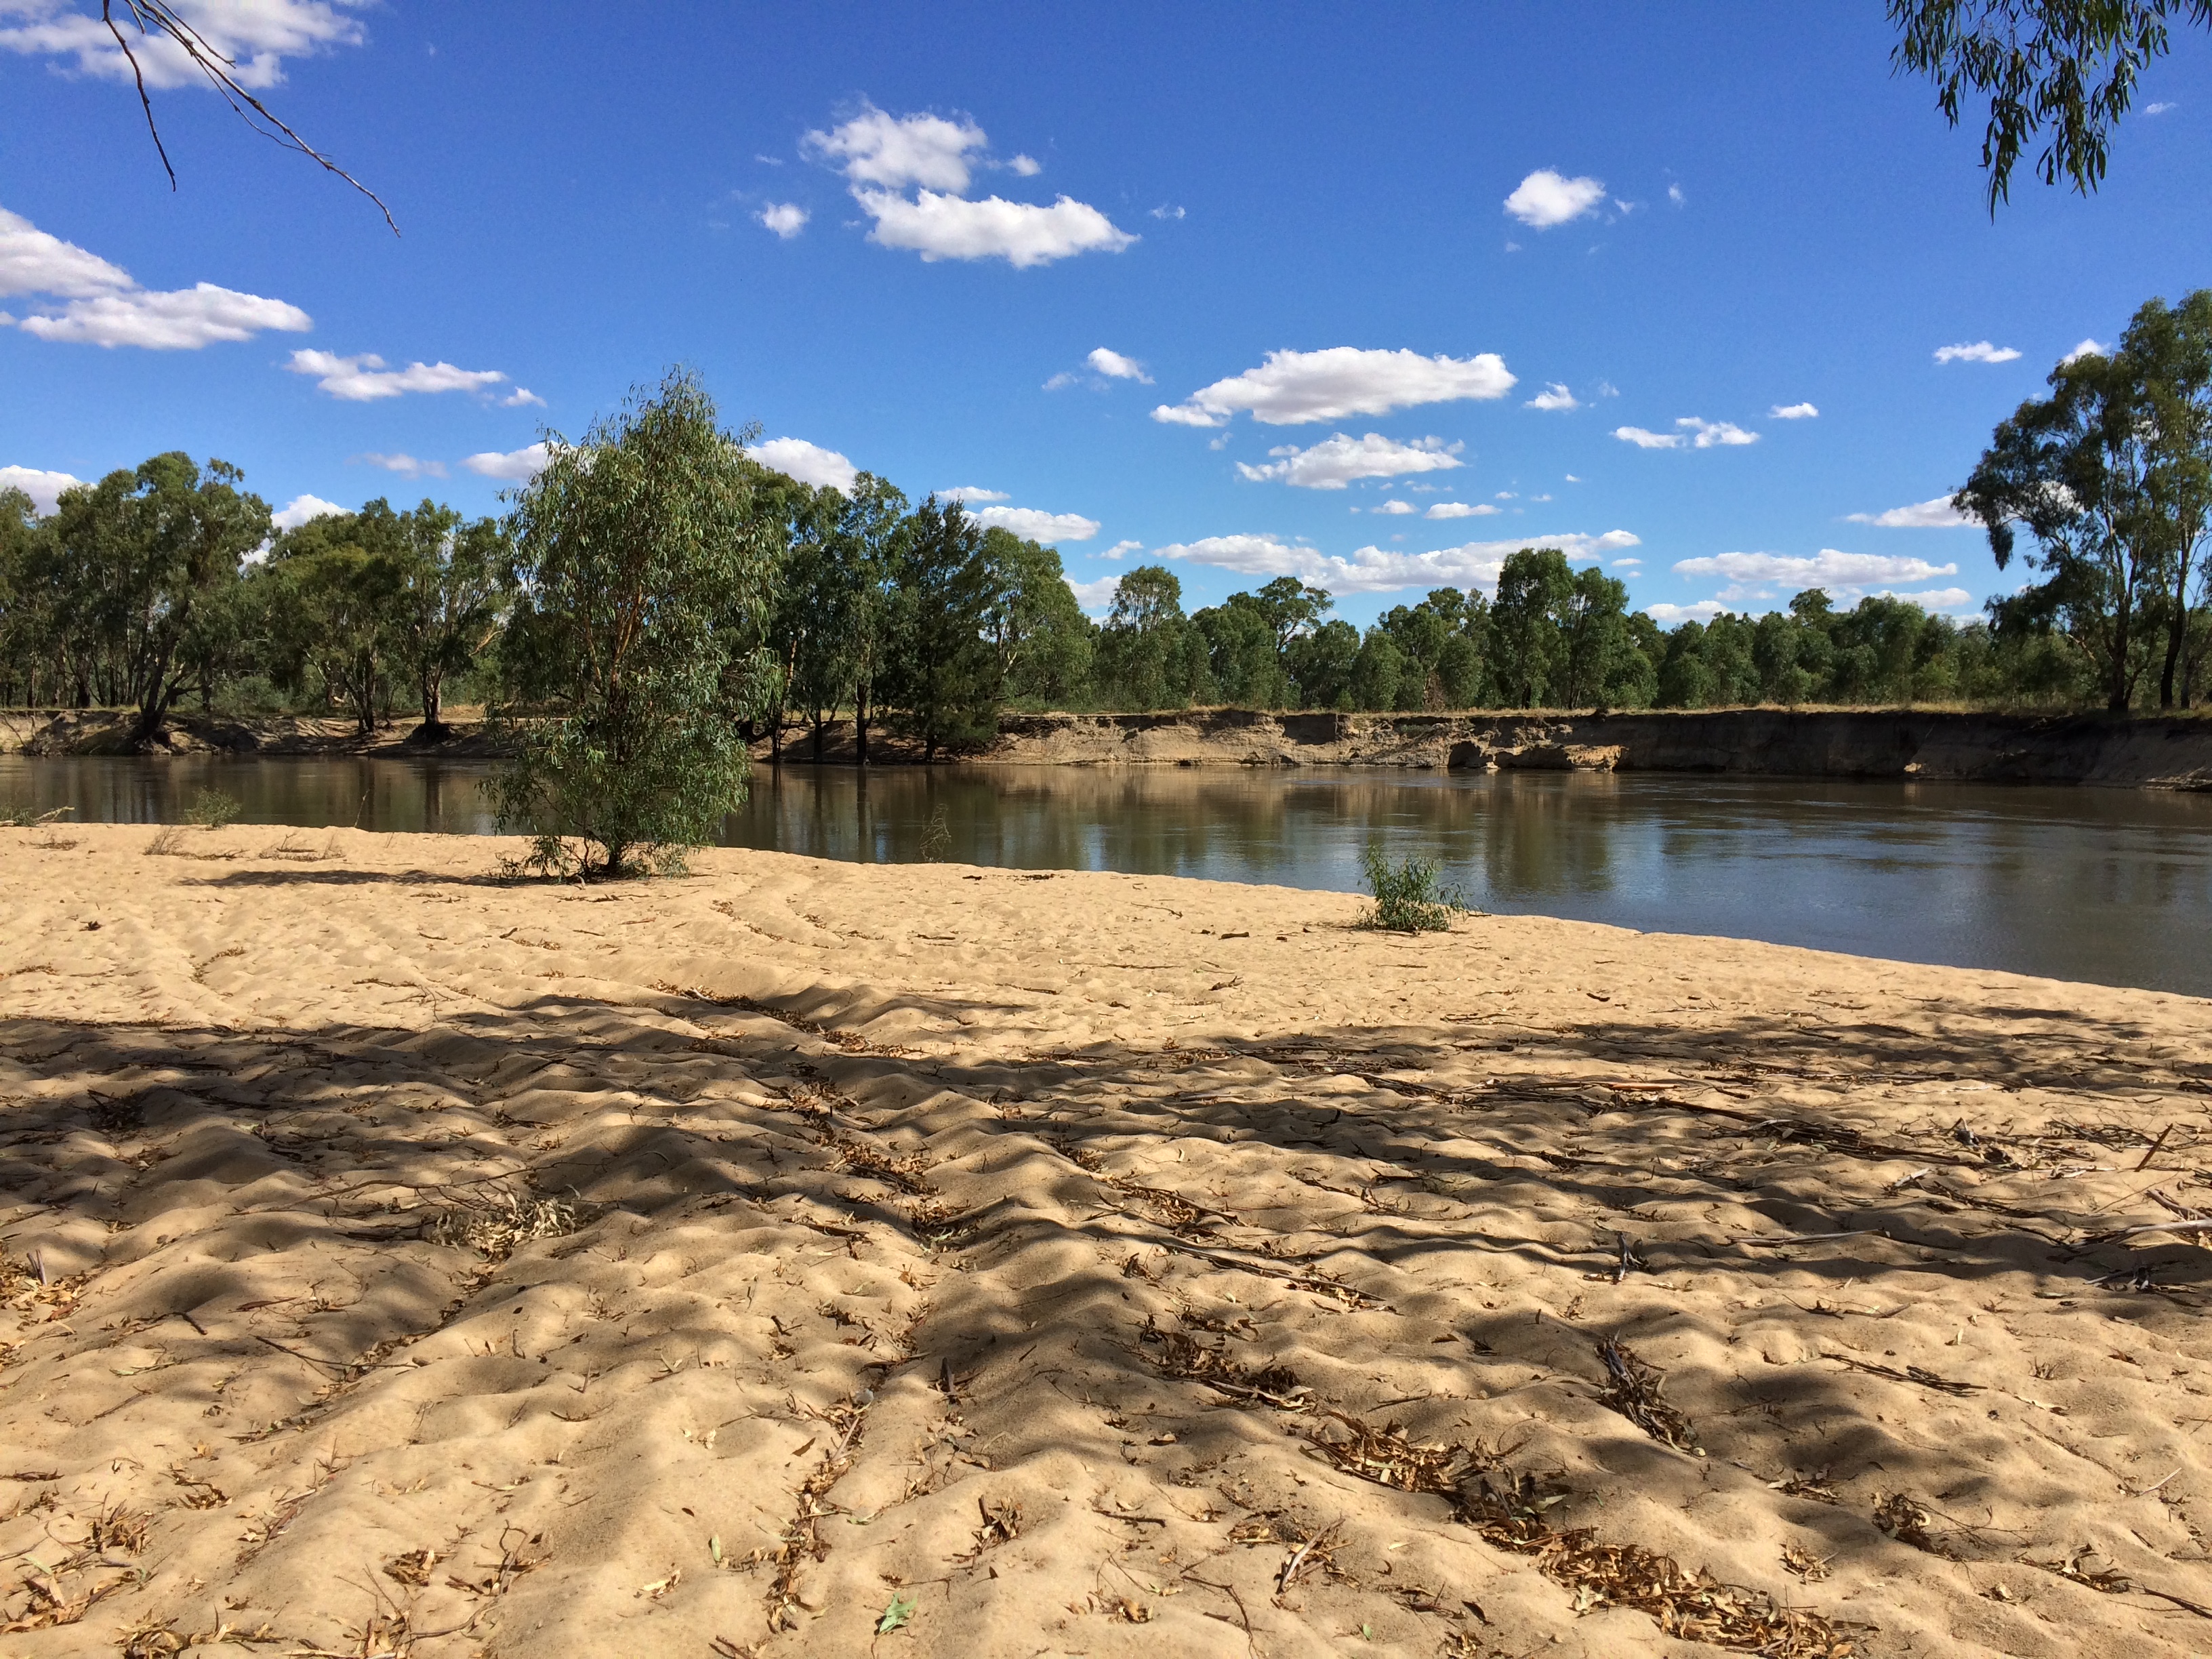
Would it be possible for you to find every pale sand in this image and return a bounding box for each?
[3,823,2210,1657]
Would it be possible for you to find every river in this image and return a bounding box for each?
[4,754,2208,998]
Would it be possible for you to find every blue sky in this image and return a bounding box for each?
[2,2,2207,627]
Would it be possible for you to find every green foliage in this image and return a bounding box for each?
[982,526,1094,708]
[37,453,270,739]
[1959,293,2212,710]
[1889,1,2210,213]
[489,367,779,879]
[885,497,1002,759]
[1094,564,1210,710]
[183,786,241,828]
[876,1589,917,1635]
[1360,846,1469,933]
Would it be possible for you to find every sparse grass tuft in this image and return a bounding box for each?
[182,787,242,829]
[1360,845,1469,933]
[144,825,187,857]
[0,803,71,828]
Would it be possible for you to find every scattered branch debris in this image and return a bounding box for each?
[1595,1338,1700,1452]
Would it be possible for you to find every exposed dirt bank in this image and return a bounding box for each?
[0,708,505,759]
[13,704,2212,787]
[3,825,2211,1655]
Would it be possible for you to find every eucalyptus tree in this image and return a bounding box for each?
[1094,564,1209,710]
[490,369,781,878]
[886,497,1002,762]
[1490,548,1575,708]
[1958,342,2165,710]
[833,474,909,765]
[45,452,270,743]
[981,527,1093,708]
[387,502,512,737]
[1889,0,2211,211]
[2123,291,2212,705]
[261,501,410,733]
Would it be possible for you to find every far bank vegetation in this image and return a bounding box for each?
[2,293,2207,750]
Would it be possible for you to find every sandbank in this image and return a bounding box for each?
[3,823,2209,1656]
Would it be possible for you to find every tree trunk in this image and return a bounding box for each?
[855,684,870,766]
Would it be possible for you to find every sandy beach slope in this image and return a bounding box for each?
[3,823,2211,1657]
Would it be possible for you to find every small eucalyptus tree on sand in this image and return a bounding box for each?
[491,369,780,878]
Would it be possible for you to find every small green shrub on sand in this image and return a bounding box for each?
[183,787,242,828]
[1361,846,1469,933]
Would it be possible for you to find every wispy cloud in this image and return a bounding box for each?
[354,451,447,479]
[1845,495,1973,529]
[287,350,518,402]
[1525,382,1579,411]
[1155,528,1639,595]
[0,0,365,90]
[1671,548,1958,602]
[1426,501,1501,520]
[1612,416,1759,450]
[1933,340,2021,364]
[1768,402,1818,419]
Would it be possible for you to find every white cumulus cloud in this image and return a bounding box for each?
[1645,600,1725,624]
[1613,416,1759,450]
[1845,495,1974,529]
[0,0,366,90]
[758,203,808,239]
[1769,402,1818,419]
[1153,346,1515,429]
[1066,573,1122,613]
[2060,338,2107,363]
[1086,346,1150,382]
[1671,548,1959,602]
[745,437,858,492]
[1426,501,1501,519]
[272,493,349,531]
[853,187,1135,267]
[287,350,512,401]
[1504,169,1607,228]
[501,386,546,409]
[462,444,550,483]
[1101,539,1142,560]
[1934,340,2022,364]
[971,505,1100,543]
[0,205,130,297]
[354,452,447,479]
[2,205,311,348]
[1155,529,1639,596]
[804,101,1134,268]
[804,104,986,192]
[1235,432,1464,489]
[1525,382,1579,411]
[1370,499,1416,515]
[0,463,79,513]
[939,486,1008,503]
